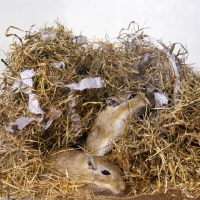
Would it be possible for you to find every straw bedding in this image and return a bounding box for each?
[0,22,199,199]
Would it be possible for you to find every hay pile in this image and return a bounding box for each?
[0,22,200,199]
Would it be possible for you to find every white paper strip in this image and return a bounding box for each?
[39,110,62,130]
[20,69,34,88]
[5,117,35,133]
[145,35,165,51]
[55,77,105,91]
[73,36,87,45]
[71,113,82,133]
[11,69,44,115]
[154,92,168,107]
[6,69,61,132]
[41,32,56,40]
[12,69,35,92]
[28,93,44,115]
[50,62,65,69]
[5,109,61,133]
[145,35,180,104]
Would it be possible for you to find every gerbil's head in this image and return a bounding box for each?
[106,91,167,109]
[84,155,125,194]
[119,92,156,107]
[105,92,156,119]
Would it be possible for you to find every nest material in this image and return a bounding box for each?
[0,22,200,199]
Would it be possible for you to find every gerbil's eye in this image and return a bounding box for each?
[101,170,111,175]
[128,94,136,99]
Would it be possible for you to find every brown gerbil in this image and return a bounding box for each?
[86,92,156,156]
[46,148,125,194]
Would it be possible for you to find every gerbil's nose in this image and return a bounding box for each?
[116,186,126,196]
[121,184,126,192]
[118,182,126,193]
[112,181,126,195]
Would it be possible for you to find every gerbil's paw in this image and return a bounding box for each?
[106,97,124,107]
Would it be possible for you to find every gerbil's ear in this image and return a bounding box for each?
[86,156,97,170]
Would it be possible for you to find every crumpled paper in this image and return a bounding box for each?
[146,86,168,107]
[11,69,44,115]
[28,93,44,115]
[55,77,105,91]
[41,32,56,40]
[50,61,65,69]
[73,36,87,45]
[12,69,34,93]
[70,113,82,133]
[145,35,180,104]
[6,69,61,132]
[5,110,62,133]
[5,117,35,133]
[39,110,62,130]
[154,92,168,107]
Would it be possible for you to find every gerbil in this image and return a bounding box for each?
[46,148,125,195]
[86,92,156,156]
